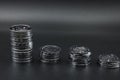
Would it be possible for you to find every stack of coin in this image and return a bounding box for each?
[70,45,91,66]
[10,24,33,63]
[40,45,61,63]
[99,54,120,68]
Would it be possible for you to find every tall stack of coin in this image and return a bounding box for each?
[10,24,33,63]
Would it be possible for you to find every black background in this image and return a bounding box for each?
[0,0,120,80]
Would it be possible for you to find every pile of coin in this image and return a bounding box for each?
[70,46,91,66]
[10,24,33,62]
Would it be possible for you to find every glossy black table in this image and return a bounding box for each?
[0,1,120,80]
[0,29,120,80]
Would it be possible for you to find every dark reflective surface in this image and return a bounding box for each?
[0,1,120,80]
[0,29,120,80]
